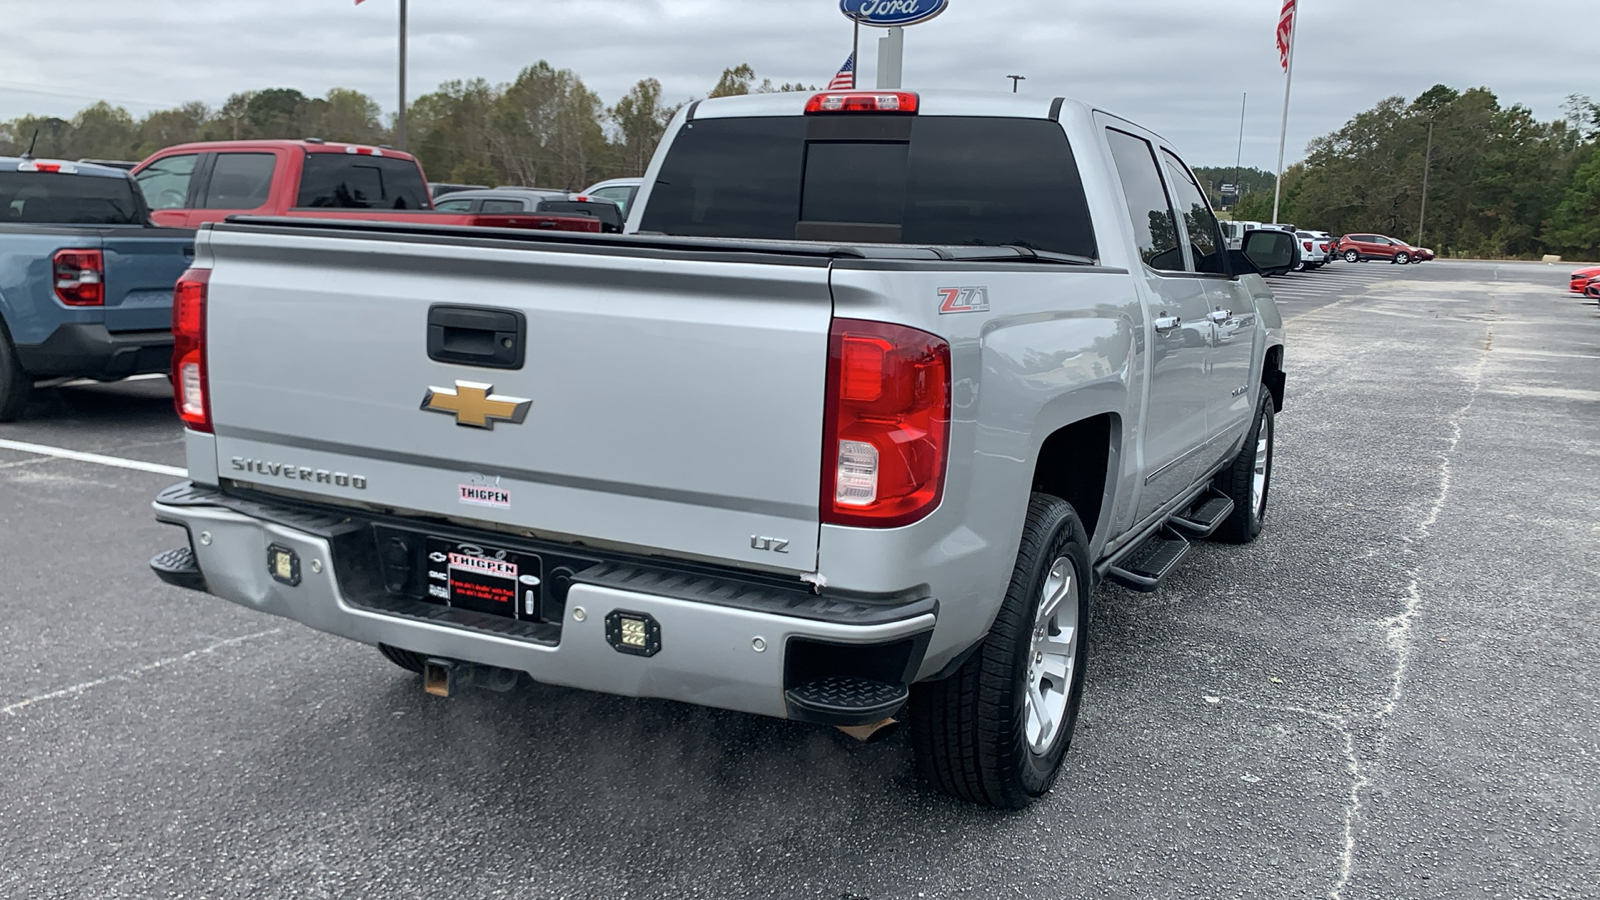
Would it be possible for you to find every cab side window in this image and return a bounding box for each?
[1160,149,1227,275]
[136,154,199,210]
[1105,129,1183,272]
[201,153,275,210]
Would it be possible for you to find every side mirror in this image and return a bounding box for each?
[1241,229,1299,277]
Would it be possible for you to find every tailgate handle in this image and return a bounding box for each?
[427,305,526,370]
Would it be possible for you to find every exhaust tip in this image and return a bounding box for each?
[835,717,901,744]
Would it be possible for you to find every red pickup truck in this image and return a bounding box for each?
[131,140,597,232]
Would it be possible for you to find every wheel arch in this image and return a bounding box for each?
[1030,412,1119,548]
[1262,343,1285,412]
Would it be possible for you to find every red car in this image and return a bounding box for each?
[1585,277,1600,304]
[1570,266,1600,293]
[1335,233,1434,264]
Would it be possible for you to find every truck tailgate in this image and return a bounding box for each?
[202,225,832,572]
[101,228,194,332]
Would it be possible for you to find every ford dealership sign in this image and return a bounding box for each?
[840,0,949,27]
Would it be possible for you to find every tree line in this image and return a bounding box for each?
[1224,86,1599,259]
[2,71,1595,259]
[0,62,804,192]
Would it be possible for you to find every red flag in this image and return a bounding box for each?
[1276,0,1296,71]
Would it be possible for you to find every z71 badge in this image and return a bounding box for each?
[938,286,990,314]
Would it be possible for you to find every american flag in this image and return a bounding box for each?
[1276,0,1297,72]
[827,53,856,91]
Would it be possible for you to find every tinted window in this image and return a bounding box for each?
[1160,149,1226,274]
[433,197,473,212]
[0,172,143,224]
[1105,129,1183,272]
[802,142,909,226]
[640,116,1098,259]
[202,153,275,209]
[296,154,430,209]
[641,117,808,239]
[480,198,527,213]
[136,154,198,210]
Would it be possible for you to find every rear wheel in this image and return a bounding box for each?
[910,494,1091,809]
[0,322,33,423]
[1213,387,1276,544]
[1343,250,1360,263]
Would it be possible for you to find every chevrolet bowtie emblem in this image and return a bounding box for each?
[421,381,532,429]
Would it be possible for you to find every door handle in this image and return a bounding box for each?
[1153,315,1181,334]
[1208,309,1231,323]
[427,305,527,370]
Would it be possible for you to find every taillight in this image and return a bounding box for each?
[822,319,950,528]
[805,91,919,114]
[1303,241,1313,251]
[171,268,212,433]
[53,249,104,306]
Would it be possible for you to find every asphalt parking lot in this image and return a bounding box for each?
[2,260,1595,899]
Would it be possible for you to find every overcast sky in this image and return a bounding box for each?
[3,0,1597,169]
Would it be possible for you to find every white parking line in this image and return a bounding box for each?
[0,438,186,477]
[1,628,282,718]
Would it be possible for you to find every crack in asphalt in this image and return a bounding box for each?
[1213,304,1498,900]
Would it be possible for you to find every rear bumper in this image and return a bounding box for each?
[13,325,172,379]
[150,484,935,721]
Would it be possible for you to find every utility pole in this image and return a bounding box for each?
[1233,92,1247,206]
[396,0,408,150]
[1007,75,1026,93]
[1418,120,1434,247]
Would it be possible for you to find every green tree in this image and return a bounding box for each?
[709,64,758,98]
[1546,146,1600,257]
[608,78,678,177]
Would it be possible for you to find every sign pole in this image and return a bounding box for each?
[877,25,904,89]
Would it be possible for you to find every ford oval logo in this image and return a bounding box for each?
[841,0,950,27]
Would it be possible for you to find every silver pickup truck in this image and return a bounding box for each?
[149,90,1290,808]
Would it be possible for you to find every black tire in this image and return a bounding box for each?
[1213,387,1276,544]
[0,320,32,423]
[378,643,427,674]
[910,494,1092,809]
[1393,251,1410,265]
[1343,250,1360,263]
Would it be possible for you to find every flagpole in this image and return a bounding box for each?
[396,0,408,150]
[1271,4,1297,225]
[851,15,860,88]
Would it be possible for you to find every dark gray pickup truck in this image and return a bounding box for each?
[0,157,194,420]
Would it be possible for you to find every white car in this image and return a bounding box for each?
[579,178,643,217]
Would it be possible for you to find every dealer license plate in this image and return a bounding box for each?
[424,538,542,620]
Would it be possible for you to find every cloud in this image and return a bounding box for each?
[1,0,1596,169]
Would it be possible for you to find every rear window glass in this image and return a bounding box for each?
[296,154,430,210]
[0,172,143,225]
[640,116,1098,259]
